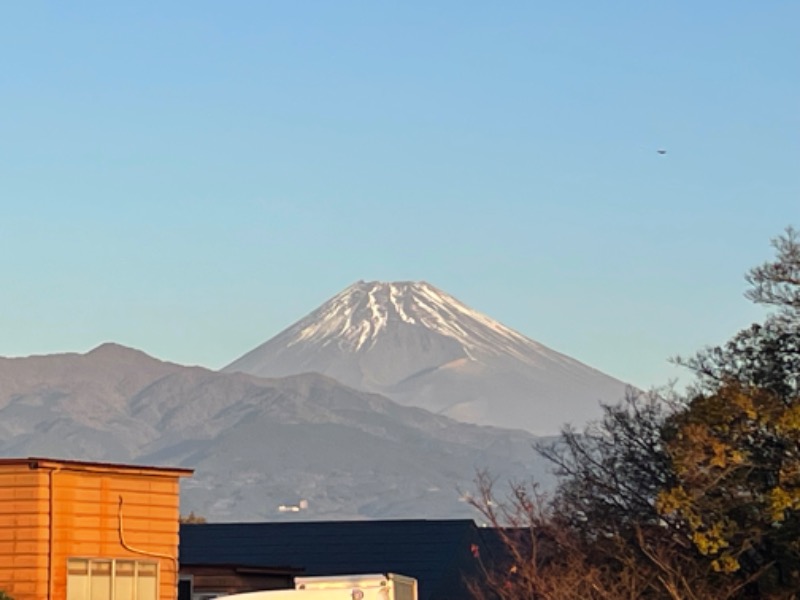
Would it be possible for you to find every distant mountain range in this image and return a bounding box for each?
[0,343,552,521]
[224,280,629,434]
[0,280,629,520]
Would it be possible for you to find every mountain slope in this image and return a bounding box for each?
[0,344,550,521]
[224,281,629,434]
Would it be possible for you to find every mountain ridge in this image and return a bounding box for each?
[0,343,550,521]
[224,280,629,434]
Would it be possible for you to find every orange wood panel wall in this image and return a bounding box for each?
[51,469,182,600]
[0,465,49,600]
[0,459,191,600]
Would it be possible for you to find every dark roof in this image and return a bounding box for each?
[180,519,493,600]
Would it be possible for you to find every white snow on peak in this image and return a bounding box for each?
[223,279,629,436]
[284,280,550,362]
[390,284,417,325]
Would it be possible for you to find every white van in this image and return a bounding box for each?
[215,573,417,600]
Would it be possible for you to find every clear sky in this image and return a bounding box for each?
[1,2,797,389]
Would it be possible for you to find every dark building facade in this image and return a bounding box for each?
[179,519,497,600]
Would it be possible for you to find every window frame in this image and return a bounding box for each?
[66,557,161,600]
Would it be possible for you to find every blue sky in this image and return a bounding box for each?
[1,2,797,389]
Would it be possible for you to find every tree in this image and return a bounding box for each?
[658,229,800,596]
[677,228,800,398]
[179,511,207,524]
[536,389,675,539]
[470,227,800,599]
[468,466,750,600]
[657,382,800,593]
[746,227,800,312]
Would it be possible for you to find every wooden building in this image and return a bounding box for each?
[0,457,192,600]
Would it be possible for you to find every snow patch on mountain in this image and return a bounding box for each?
[282,280,548,362]
[224,280,631,434]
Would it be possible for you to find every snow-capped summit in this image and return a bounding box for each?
[283,280,545,359]
[223,280,629,434]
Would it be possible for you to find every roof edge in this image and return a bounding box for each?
[0,457,193,477]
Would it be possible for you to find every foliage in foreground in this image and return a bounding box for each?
[470,228,800,599]
[179,511,207,524]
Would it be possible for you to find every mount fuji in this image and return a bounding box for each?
[224,281,629,434]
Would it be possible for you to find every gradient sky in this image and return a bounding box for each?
[1,2,797,389]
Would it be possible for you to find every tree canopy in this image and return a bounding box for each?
[472,228,800,599]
